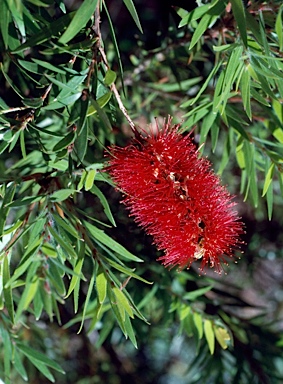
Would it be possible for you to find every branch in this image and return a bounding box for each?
[94,2,137,134]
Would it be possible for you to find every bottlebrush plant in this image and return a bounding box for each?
[107,118,244,273]
[0,0,283,383]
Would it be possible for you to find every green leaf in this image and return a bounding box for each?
[211,119,220,152]
[48,225,77,258]
[85,169,96,191]
[31,58,66,74]
[0,182,16,237]
[214,326,230,349]
[65,246,85,302]
[13,349,28,381]
[275,6,283,51]
[33,288,44,320]
[124,315,138,348]
[204,319,215,354]
[104,69,117,86]
[47,259,66,296]
[78,270,96,333]
[266,179,273,221]
[3,256,15,323]
[6,195,45,208]
[1,63,24,98]
[199,111,217,147]
[59,0,98,44]
[53,131,76,152]
[178,3,211,27]
[243,141,258,206]
[123,0,143,32]
[149,77,202,93]
[96,268,108,304]
[0,0,10,49]
[183,61,222,107]
[12,12,75,53]
[52,212,81,239]
[75,119,88,165]
[262,162,275,197]
[193,312,203,339]
[112,286,134,319]
[3,219,23,236]
[103,2,124,92]
[25,356,55,382]
[77,94,89,134]
[105,258,152,285]
[183,286,212,301]
[4,244,40,288]
[49,188,76,202]
[189,0,226,50]
[137,284,158,310]
[84,221,143,262]
[236,137,245,169]
[17,342,65,373]
[43,93,82,110]
[15,276,39,322]
[230,0,247,46]
[87,92,113,116]
[90,184,116,226]
[240,67,252,120]
[2,326,12,383]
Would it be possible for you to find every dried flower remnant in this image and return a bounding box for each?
[107,118,244,273]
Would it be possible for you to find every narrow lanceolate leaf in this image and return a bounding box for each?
[65,255,85,300]
[123,0,143,32]
[53,131,76,152]
[3,257,15,323]
[112,286,134,319]
[189,0,226,50]
[12,13,75,53]
[262,162,275,197]
[6,195,44,208]
[0,0,10,49]
[85,169,96,191]
[240,67,252,120]
[84,221,143,262]
[15,276,39,322]
[75,122,88,165]
[193,312,203,339]
[0,182,16,236]
[214,326,230,349]
[103,3,124,91]
[49,188,76,202]
[59,0,98,44]
[78,271,95,333]
[266,180,273,221]
[275,6,283,51]
[183,286,213,301]
[104,69,117,86]
[16,343,65,373]
[96,268,107,304]
[13,349,28,381]
[230,0,247,46]
[124,315,138,348]
[90,184,116,226]
[204,319,215,354]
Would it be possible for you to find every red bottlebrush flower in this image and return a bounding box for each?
[106,118,244,273]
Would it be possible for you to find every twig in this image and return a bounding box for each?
[94,2,137,133]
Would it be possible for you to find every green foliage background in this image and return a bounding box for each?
[0,0,283,383]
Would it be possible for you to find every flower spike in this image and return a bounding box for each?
[106,117,244,273]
